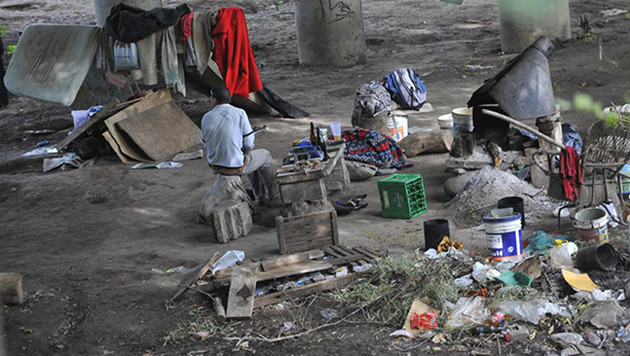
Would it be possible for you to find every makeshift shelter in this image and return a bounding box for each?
[3,4,308,118]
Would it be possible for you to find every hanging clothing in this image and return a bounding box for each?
[560,146,582,202]
[342,129,409,169]
[192,11,215,75]
[212,7,263,98]
[136,33,158,85]
[160,27,186,96]
[105,3,190,43]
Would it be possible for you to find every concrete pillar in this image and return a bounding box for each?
[94,0,162,27]
[295,0,366,67]
[499,0,570,53]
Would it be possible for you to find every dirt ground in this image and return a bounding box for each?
[1,0,630,355]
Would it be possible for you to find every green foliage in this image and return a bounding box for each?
[329,253,461,327]
[7,44,16,55]
[0,25,7,38]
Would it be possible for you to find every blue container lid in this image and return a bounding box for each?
[483,212,521,224]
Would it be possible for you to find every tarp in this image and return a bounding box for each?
[4,24,100,106]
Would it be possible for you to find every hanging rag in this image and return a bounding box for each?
[105,3,190,43]
[212,7,263,98]
[192,11,215,75]
[180,12,197,67]
[560,146,582,201]
[160,27,186,96]
[342,128,409,169]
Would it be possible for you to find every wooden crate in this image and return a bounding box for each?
[276,209,339,254]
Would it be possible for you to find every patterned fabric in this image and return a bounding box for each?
[342,129,408,169]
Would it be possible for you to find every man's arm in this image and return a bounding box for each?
[241,111,255,153]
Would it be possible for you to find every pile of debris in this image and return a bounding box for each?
[170,235,630,354]
[446,167,563,227]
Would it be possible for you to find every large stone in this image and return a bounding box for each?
[199,175,253,243]
[211,200,253,244]
[325,155,351,192]
[279,177,327,204]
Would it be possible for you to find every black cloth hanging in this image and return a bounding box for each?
[104,3,191,43]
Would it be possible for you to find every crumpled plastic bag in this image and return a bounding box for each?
[424,247,468,260]
[446,296,490,328]
[211,250,245,274]
[577,300,625,329]
[494,299,569,325]
[472,262,500,283]
[550,332,584,347]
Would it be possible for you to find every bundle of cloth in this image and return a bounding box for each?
[103,5,262,99]
[342,128,409,169]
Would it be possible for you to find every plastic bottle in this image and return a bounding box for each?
[549,240,578,269]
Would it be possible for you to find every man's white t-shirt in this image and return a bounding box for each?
[201,104,254,168]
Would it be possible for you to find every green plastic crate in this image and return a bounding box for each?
[377,173,427,219]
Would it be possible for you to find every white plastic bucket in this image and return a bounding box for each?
[438,114,454,129]
[484,213,522,260]
[452,107,473,133]
[573,207,608,243]
[386,116,408,142]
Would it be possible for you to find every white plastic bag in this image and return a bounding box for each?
[494,299,569,324]
[114,41,139,71]
[211,250,245,274]
[446,296,490,328]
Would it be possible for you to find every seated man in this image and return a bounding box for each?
[201,86,280,206]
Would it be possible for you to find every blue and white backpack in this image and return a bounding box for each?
[383,68,427,110]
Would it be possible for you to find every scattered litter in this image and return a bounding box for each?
[23,146,58,156]
[191,331,210,341]
[550,332,584,347]
[320,308,338,320]
[36,140,51,147]
[131,161,184,169]
[549,241,578,269]
[600,8,628,17]
[577,301,625,329]
[211,250,245,274]
[454,274,473,287]
[353,263,373,272]
[494,299,569,325]
[446,296,489,328]
[437,236,463,253]
[553,206,571,218]
[389,329,415,339]
[172,149,204,162]
[151,268,166,275]
[166,266,187,274]
[465,64,496,71]
[562,269,600,292]
[411,311,438,330]
[43,153,96,172]
[282,322,294,330]
[583,331,601,346]
[424,247,468,260]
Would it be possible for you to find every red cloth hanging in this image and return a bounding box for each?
[212,7,263,98]
[180,12,193,42]
[560,146,583,202]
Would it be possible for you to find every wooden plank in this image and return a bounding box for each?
[276,216,287,254]
[330,210,340,245]
[325,254,370,266]
[56,102,118,151]
[323,247,343,258]
[285,237,334,248]
[284,240,335,254]
[213,262,261,281]
[255,261,333,282]
[282,222,332,240]
[261,250,324,271]
[225,267,257,320]
[172,252,221,302]
[283,228,333,244]
[254,271,363,309]
[338,246,358,256]
[354,246,381,259]
[330,246,352,257]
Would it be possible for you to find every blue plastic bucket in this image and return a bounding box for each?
[483,213,523,260]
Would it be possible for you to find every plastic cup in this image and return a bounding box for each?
[330,122,342,141]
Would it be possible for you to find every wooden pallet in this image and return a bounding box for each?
[276,209,339,254]
[323,246,383,268]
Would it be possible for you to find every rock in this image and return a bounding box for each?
[209,200,253,244]
[345,160,377,181]
[199,175,253,243]
[400,131,452,157]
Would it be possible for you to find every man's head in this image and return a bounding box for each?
[210,86,231,105]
